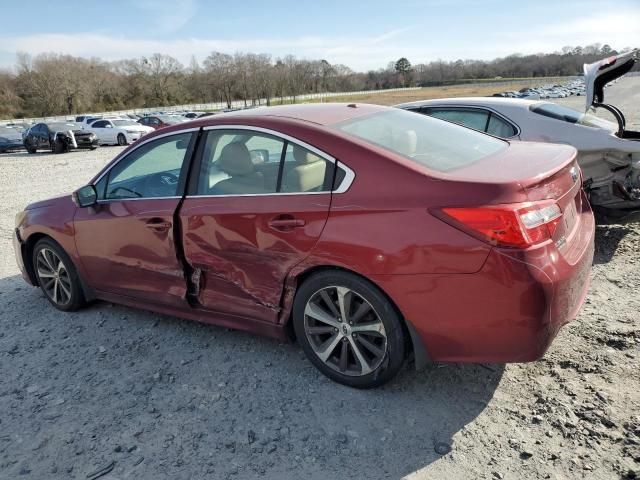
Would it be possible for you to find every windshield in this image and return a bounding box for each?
[47,123,80,131]
[158,115,185,123]
[530,103,617,133]
[113,120,138,127]
[332,109,507,172]
[0,128,21,139]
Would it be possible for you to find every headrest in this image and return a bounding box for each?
[219,142,254,176]
[293,145,321,165]
[393,130,417,157]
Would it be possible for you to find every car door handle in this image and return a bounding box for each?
[145,219,172,231]
[268,216,306,231]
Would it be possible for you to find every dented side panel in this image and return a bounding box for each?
[74,198,188,307]
[178,194,331,323]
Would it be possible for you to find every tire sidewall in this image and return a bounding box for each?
[292,270,405,389]
[32,239,85,312]
[117,134,127,146]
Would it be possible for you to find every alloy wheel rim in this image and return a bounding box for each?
[36,248,72,306]
[304,286,387,377]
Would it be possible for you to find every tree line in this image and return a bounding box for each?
[0,43,636,119]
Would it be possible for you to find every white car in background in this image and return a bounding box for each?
[88,118,154,146]
[396,50,640,220]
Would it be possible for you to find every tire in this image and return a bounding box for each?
[292,270,406,388]
[26,147,37,154]
[117,133,127,146]
[52,139,65,154]
[32,238,86,312]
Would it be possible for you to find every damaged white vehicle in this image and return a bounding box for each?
[398,50,640,220]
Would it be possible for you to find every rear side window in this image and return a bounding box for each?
[428,108,489,132]
[486,115,517,137]
[423,107,517,138]
[333,109,507,172]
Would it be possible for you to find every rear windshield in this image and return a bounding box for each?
[530,102,617,132]
[332,109,507,172]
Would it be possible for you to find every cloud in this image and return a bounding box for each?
[0,10,638,73]
[132,0,198,33]
[0,28,424,71]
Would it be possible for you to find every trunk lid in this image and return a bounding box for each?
[433,141,583,251]
[584,50,637,111]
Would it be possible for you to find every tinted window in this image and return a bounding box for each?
[333,109,507,173]
[428,108,489,132]
[92,120,108,128]
[195,130,282,195]
[486,115,517,137]
[103,133,193,199]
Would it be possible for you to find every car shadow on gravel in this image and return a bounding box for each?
[594,224,633,264]
[0,273,504,479]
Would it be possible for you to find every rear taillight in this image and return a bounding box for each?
[436,202,562,248]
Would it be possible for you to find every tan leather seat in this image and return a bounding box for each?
[283,146,327,192]
[212,143,269,194]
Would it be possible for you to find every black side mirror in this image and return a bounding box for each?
[72,185,98,208]
[176,138,189,150]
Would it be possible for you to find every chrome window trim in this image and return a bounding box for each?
[188,124,355,197]
[96,196,181,204]
[92,127,201,185]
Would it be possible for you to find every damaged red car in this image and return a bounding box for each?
[13,104,595,388]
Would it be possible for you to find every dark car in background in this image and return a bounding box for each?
[0,127,25,153]
[23,122,99,154]
[138,115,186,130]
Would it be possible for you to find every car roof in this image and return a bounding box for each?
[396,97,541,110]
[198,103,389,126]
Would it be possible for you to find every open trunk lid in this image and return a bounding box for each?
[584,50,637,111]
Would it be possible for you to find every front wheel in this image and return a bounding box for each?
[292,271,406,388]
[117,133,127,146]
[32,239,86,312]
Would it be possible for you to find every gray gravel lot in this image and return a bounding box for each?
[0,81,639,480]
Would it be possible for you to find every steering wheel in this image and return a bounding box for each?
[593,103,624,137]
[143,171,179,197]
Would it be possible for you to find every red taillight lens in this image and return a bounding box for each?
[438,202,562,248]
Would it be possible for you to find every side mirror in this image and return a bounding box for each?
[72,185,98,208]
[176,138,189,150]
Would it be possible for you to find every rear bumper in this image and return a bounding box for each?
[74,137,99,149]
[125,132,145,142]
[371,196,595,363]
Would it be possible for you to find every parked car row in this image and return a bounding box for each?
[493,78,587,100]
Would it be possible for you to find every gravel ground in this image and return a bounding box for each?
[0,81,639,480]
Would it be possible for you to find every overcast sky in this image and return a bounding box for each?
[0,0,638,71]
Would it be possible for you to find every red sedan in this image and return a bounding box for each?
[137,115,186,130]
[13,103,594,388]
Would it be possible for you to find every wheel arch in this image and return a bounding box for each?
[22,232,94,301]
[287,264,431,369]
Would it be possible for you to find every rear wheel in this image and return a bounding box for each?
[32,239,86,312]
[117,133,127,146]
[292,271,406,388]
